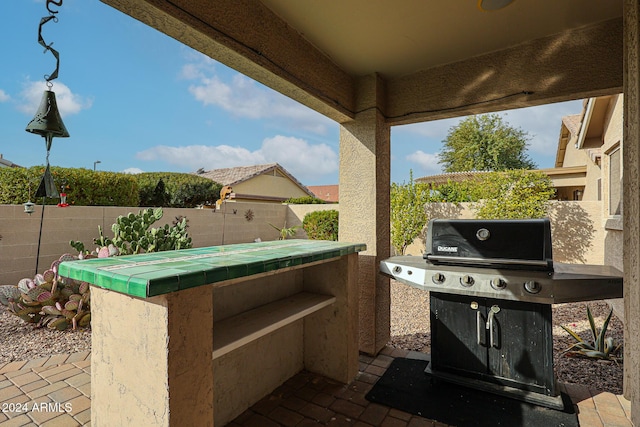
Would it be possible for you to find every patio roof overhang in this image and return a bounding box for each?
[100,0,623,125]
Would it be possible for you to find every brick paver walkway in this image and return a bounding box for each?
[0,347,632,426]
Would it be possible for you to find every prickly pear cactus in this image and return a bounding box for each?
[0,254,91,331]
[71,207,192,258]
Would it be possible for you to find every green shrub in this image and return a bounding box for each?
[472,169,555,219]
[0,166,138,206]
[134,172,222,208]
[302,210,339,241]
[284,196,326,204]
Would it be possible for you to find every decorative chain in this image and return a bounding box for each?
[38,0,64,85]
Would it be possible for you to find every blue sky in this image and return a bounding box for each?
[1,0,583,186]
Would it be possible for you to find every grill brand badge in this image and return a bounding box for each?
[437,245,458,253]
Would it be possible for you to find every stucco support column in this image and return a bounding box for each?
[339,74,391,355]
[624,0,640,423]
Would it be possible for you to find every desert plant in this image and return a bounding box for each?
[268,222,301,240]
[302,210,339,241]
[561,305,621,360]
[0,254,91,330]
[71,207,192,257]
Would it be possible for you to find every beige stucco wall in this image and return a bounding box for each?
[0,202,290,285]
[233,173,311,200]
[405,201,605,265]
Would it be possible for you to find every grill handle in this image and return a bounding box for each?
[487,305,501,348]
[426,254,551,269]
[476,311,485,346]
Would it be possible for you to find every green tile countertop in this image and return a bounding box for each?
[57,239,366,298]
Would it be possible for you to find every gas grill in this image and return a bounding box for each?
[380,218,623,409]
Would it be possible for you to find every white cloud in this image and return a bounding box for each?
[122,168,144,174]
[17,80,92,116]
[136,135,338,182]
[500,100,583,155]
[394,100,584,169]
[181,55,332,135]
[261,135,338,178]
[0,90,9,102]
[406,150,442,176]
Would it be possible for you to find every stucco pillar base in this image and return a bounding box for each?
[91,286,214,427]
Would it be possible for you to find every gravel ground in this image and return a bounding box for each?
[0,280,624,395]
[389,280,624,395]
[0,308,91,364]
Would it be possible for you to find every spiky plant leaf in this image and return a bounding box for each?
[597,308,614,353]
[587,305,598,345]
[560,325,585,343]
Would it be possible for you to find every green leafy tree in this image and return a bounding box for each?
[439,114,536,172]
[390,171,431,254]
[472,170,555,219]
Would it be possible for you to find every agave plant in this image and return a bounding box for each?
[561,305,621,360]
[0,254,91,331]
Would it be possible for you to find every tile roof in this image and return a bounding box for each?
[195,163,314,196]
[308,185,339,202]
[562,114,583,136]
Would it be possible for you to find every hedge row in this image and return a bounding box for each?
[0,167,222,208]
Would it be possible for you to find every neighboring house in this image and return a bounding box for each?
[308,185,339,203]
[195,163,315,203]
[0,154,21,168]
[571,94,624,266]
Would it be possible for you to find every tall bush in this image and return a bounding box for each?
[302,210,339,241]
[390,172,431,255]
[284,196,326,204]
[135,172,222,207]
[472,169,555,219]
[0,166,138,206]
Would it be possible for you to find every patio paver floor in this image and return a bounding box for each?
[0,347,631,426]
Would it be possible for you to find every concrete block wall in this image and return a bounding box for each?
[0,202,289,285]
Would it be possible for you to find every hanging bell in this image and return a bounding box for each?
[25,90,70,151]
[34,164,60,198]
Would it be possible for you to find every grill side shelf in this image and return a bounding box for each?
[380,256,623,304]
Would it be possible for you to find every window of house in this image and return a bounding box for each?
[608,145,621,216]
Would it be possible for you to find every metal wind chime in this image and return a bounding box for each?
[25,0,70,273]
[26,0,70,199]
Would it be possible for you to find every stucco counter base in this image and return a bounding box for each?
[59,240,365,426]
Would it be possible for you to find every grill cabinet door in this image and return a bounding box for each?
[486,297,555,395]
[430,292,488,375]
[430,292,556,396]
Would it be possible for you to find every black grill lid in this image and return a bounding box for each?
[424,218,553,271]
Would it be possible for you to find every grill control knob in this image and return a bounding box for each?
[490,278,506,290]
[460,275,474,287]
[524,281,541,294]
[432,272,446,284]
